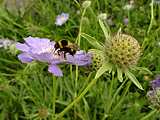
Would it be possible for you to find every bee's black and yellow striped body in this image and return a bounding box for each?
[54,39,79,57]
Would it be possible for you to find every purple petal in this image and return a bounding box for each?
[24,36,53,48]
[66,50,92,66]
[151,76,160,89]
[55,13,69,26]
[16,43,29,52]
[48,64,63,76]
[18,53,33,63]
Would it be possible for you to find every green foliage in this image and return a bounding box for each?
[0,0,160,120]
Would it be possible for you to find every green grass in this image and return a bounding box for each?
[0,0,160,120]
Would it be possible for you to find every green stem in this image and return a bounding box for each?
[76,8,87,46]
[52,76,57,120]
[107,78,127,113]
[112,80,131,113]
[140,109,157,120]
[74,65,79,119]
[106,72,115,113]
[147,0,154,34]
[75,65,79,97]
[56,78,98,119]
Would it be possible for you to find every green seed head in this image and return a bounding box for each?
[90,51,104,70]
[38,107,48,119]
[105,33,141,68]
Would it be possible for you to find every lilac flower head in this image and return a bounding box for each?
[16,36,65,76]
[0,39,16,49]
[16,37,92,76]
[66,50,92,66]
[55,13,69,26]
[150,76,160,89]
[147,75,160,108]
[123,17,129,25]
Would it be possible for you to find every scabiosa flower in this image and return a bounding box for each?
[123,17,129,25]
[147,76,160,109]
[151,76,160,89]
[38,107,49,119]
[105,33,141,69]
[66,50,92,66]
[83,17,145,89]
[55,13,69,26]
[89,50,104,70]
[16,36,65,76]
[0,39,16,49]
[16,37,92,76]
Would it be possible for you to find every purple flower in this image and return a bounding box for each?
[16,36,65,76]
[123,17,129,25]
[16,37,92,76]
[147,76,160,108]
[66,50,92,66]
[150,76,160,89]
[55,13,69,26]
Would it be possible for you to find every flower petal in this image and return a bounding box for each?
[24,36,52,48]
[66,50,92,66]
[18,53,33,63]
[16,43,29,52]
[55,13,69,26]
[48,64,63,76]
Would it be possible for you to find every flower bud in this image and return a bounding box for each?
[82,1,91,8]
[38,107,48,119]
[98,13,107,20]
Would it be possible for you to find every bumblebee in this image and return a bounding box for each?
[54,39,79,57]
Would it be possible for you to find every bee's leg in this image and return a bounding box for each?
[70,50,76,56]
[57,50,61,56]
[64,51,67,58]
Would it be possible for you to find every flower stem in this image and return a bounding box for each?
[147,0,154,34]
[112,80,131,113]
[52,76,57,120]
[140,109,157,120]
[107,78,127,113]
[74,65,79,119]
[56,78,98,119]
[76,7,87,46]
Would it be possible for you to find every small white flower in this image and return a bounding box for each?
[82,1,91,8]
[55,13,69,26]
[0,39,16,49]
[98,13,107,20]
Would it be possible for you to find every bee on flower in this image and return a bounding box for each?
[16,37,92,77]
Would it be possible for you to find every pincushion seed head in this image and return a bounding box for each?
[105,33,141,68]
[38,107,48,119]
[90,51,104,70]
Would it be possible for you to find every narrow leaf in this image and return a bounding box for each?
[125,70,143,90]
[132,66,153,75]
[117,67,123,82]
[99,19,110,41]
[81,33,103,50]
